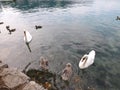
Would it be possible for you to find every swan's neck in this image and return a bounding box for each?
[24,31,27,42]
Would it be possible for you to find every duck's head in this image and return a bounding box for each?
[6,26,10,29]
[40,56,45,61]
[66,63,72,67]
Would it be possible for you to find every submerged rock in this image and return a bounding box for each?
[26,69,56,90]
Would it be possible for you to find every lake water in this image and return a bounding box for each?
[0,0,120,89]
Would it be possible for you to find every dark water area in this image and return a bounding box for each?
[0,0,120,89]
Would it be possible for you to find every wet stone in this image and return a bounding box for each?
[0,68,30,89]
[0,63,8,70]
[22,81,47,90]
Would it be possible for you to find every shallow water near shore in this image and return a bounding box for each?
[0,0,120,89]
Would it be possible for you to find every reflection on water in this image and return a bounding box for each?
[0,0,120,89]
[1,0,94,10]
[26,43,32,52]
[14,0,75,9]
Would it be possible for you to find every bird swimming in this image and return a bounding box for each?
[39,56,48,70]
[61,63,72,81]
[9,29,16,33]
[0,22,4,25]
[24,30,32,44]
[116,16,120,20]
[79,50,96,69]
[6,26,16,34]
[35,25,42,29]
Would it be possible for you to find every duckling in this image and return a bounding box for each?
[6,26,16,34]
[35,25,42,29]
[61,63,72,81]
[116,16,120,20]
[39,56,48,70]
[0,22,4,25]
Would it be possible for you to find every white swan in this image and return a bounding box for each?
[61,63,72,81]
[24,30,32,44]
[79,50,96,69]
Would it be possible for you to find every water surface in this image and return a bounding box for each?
[0,0,120,89]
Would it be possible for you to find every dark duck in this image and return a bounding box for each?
[0,22,4,25]
[35,25,42,29]
[116,16,120,20]
[6,26,16,34]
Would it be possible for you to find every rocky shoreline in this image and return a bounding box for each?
[0,60,47,90]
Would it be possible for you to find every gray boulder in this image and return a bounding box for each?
[0,68,30,89]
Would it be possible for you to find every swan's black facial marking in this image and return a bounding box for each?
[82,56,88,62]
